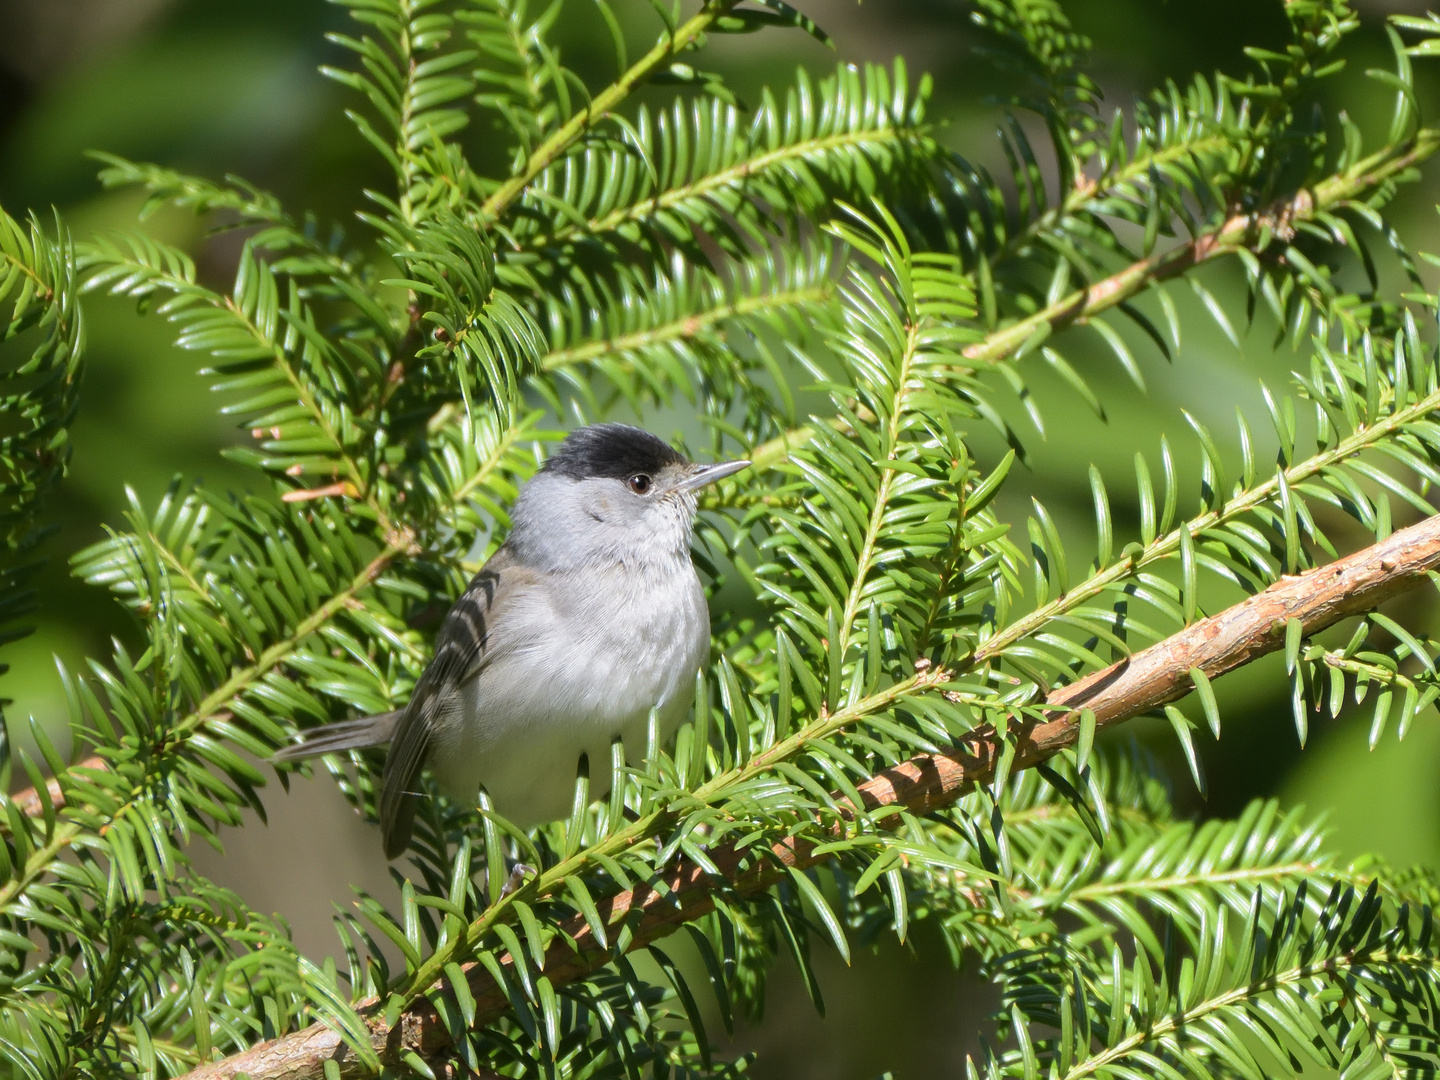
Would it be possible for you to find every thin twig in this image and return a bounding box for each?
[8,756,106,816]
[180,511,1440,1080]
[962,127,1440,365]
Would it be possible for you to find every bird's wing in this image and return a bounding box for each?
[380,547,537,859]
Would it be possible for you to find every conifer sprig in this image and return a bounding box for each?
[8,1,1440,1077]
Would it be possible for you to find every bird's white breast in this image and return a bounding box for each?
[427,559,709,826]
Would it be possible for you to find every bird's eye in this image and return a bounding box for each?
[628,473,652,495]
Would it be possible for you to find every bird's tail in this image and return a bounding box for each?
[272,711,401,763]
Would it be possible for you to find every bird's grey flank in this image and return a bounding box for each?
[273,423,750,859]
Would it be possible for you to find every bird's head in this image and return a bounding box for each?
[509,424,749,569]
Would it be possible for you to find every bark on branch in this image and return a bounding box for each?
[8,755,106,817]
[184,512,1440,1080]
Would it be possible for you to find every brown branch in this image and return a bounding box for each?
[281,482,358,504]
[183,512,1440,1080]
[7,756,107,817]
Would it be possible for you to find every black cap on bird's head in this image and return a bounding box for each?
[541,423,687,482]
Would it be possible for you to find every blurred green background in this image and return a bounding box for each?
[1,0,1438,1075]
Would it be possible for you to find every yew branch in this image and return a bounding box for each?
[746,127,1440,475]
[182,513,1440,1080]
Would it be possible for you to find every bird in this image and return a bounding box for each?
[273,423,750,859]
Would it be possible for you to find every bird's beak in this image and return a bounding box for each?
[678,459,750,492]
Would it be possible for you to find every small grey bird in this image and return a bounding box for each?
[274,424,748,858]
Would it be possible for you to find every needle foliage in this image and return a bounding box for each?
[5,0,1440,1076]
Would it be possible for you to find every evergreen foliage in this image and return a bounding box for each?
[3,0,1440,1076]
